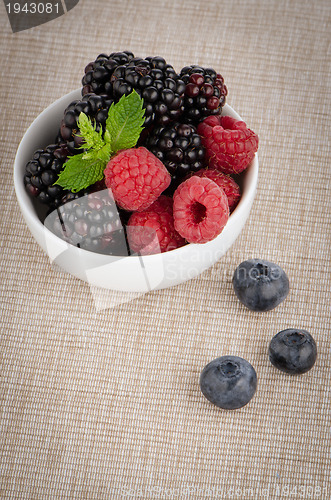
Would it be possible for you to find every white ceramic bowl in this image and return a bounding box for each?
[14,89,258,292]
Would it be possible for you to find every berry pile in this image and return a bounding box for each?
[23,52,320,417]
[200,262,318,411]
[23,51,259,255]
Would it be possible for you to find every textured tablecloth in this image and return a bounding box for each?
[1,0,330,498]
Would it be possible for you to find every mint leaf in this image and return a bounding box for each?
[82,142,111,163]
[55,153,105,193]
[77,112,105,151]
[106,90,145,152]
[96,142,112,163]
[53,91,145,193]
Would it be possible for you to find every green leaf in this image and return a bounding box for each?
[106,90,145,152]
[96,142,112,163]
[55,153,105,193]
[76,112,104,151]
[53,91,145,193]
[82,142,111,163]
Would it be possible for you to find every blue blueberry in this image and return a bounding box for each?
[232,259,289,312]
[269,329,317,374]
[199,356,257,410]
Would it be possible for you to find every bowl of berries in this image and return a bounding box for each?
[14,52,259,292]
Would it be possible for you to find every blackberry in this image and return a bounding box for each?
[57,179,106,207]
[112,56,185,126]
[24,144,69,208]
[82,51,135,96]
[144,122,205,188]
[84,53,186,127]
[59,93,114,153]
[46,189,129,255]
[179,65,227,124]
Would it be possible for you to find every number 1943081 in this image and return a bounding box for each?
[6,2,60,14]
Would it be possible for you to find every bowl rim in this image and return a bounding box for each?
[14,89,258,263]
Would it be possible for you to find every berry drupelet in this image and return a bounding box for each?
[24,144,69,208]
[179,65,227,124]
[59,93,114,153]
[144,121,205,189]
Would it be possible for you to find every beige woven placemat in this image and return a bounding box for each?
[1,0,330,498]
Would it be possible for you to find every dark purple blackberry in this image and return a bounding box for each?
[82,51,135,96]
[110,56,186,126]
[59,93,114,153]
[179,65,227,124]
[47,189,129,255]
[144,122,205,188]
[57,179,106,207]
[24,144,69,208]
[83,53,186,127]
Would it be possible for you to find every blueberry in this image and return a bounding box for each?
[269,329,317,374]
[232,259,289,312]
[199,356,257,410]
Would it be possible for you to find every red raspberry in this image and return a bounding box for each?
[127,210,186,255]
[192,169,241,211]
[104,147,171,211]
[146,195,173,215]
[197,115,258,174]
[173,176,229,244]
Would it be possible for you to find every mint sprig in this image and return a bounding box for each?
[77,112,104,151]
[54,90,145,193]
[106,90,145,151]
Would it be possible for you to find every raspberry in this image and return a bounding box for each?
[191,169,241,211]
[104,147,171,211]
[173,176,229,244]
[146,195,173,215]
[197,115,258,174]
[127,210,186,255]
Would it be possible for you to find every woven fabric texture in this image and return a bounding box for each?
[0,0,330,498]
